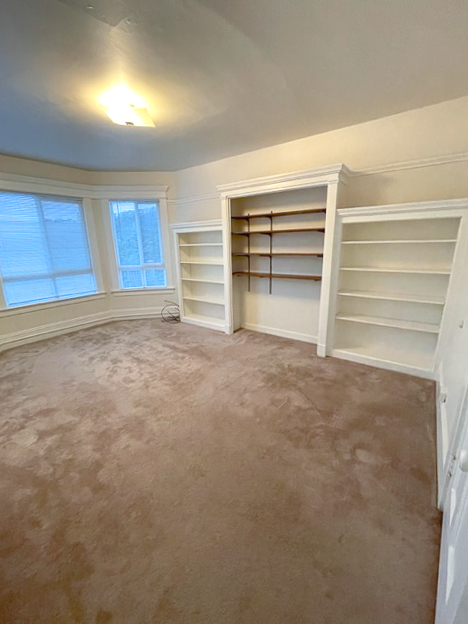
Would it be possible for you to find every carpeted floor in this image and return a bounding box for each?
[0,319,441,624]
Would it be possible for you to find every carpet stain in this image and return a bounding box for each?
[0,319,441,623]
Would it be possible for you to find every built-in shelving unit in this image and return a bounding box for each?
[331,209,463,377]
[220,165,349,347]
[231,208,327,293]
[232,271,322,281]
[172,221,227,332]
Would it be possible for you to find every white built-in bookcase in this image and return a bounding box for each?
[329,200,468,378]
[219,166,349,348]
[172,220,228,332]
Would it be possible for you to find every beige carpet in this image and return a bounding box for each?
[0,320,441,623]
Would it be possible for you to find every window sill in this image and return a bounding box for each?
[0,292,107,317]
[110,287,175,296]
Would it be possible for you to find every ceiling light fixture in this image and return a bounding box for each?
[98,84,155,127]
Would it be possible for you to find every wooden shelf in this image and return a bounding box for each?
[181,277,224,284]
[183,296,224,306]
[232,208,326,220]
[336,313,439,334]
[233,271,322,281]
[340,267,451,275]
[342,239,457,245]
[233,227,325,235]
[338,290,445,305]
[232,252,323,257]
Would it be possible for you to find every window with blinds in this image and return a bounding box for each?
[110,201,167,289]
[0,192,97,308]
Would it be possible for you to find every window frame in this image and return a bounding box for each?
[0,191,101,309]
[106,197,174,293]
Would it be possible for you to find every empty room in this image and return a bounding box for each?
[1,1,468,623]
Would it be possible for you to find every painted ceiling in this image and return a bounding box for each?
[1,0,468,170]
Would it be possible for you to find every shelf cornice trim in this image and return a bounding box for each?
[170,219,222,230]
[338,198,468,218]
[217,164,350,198]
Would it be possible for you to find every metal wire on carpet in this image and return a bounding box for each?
[161,300,180,324]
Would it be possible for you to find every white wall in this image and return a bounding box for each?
[2,95,468,349]
[174,95,468,224]
[0,162,178,350]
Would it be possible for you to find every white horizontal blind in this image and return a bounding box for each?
[110,201,167,289]
[0,192,97,308]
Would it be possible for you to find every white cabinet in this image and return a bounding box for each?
[330,200,468,378]
[172,221,228,332]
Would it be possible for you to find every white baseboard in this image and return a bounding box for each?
[316,343,326,357]
[241,322,317,344]
[109,307,163,321]
[0,307,163,353]
[331,348,436,380]
[181,316,225,332]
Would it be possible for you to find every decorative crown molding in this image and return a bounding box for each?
[0,172,168,199]
[348,151,468,178]
[217,164,350,197]
[170,219,222,230]
[337,197,468,218]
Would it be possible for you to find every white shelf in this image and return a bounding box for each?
[342,239,457,245]
[336,313,440,334]
[179,243,223,247]
[175,224,227,333]
[183,296,224,306]
[181,277,224,284]
[183,312,225,329]
[180,260,224,265]
[334,213,461,377]
[338,290,445,305]
[340,267,451,275]
[332,346,434,378]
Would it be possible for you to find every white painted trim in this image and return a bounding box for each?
[99,198,121,291]
[170,219,223,230]
[221,196,234,333]
[0,172,168,199]
[101,197,174,293]
[82,198,105,294]
[158,196,174,289]
[171,193,220,206]
[437,368,451,509]
[317,181,338,356]
[221,200,233,334]
[110,288,175,296]
[241,322,317,344]
[0,292,107,316]
[338,198,468,219]
[349,151,468,177]
[217,164,349,197]
[331,347,436,380]
[181,316,226,332]
[0,307,164,353]
[109,307,163,320]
